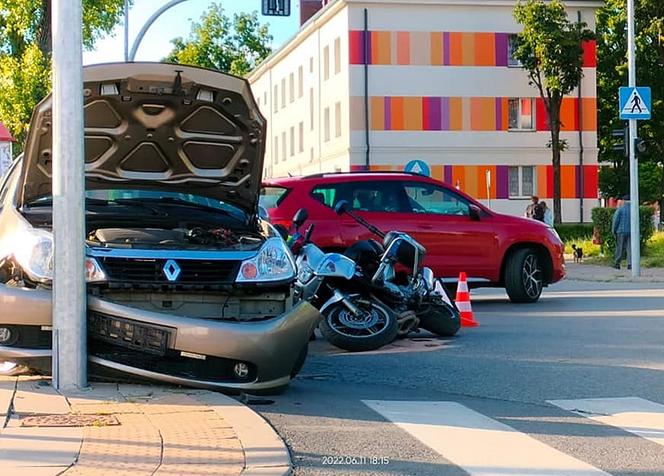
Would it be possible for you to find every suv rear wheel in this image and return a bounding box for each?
[505,248,544,303]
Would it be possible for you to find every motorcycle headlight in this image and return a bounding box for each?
[11,229,107,283]
[236,238,296,283]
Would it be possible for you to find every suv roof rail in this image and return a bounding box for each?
[302,170,425,179]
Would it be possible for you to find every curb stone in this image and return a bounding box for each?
[194,392,292,476]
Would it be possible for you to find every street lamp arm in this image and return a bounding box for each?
[128,0,189,62]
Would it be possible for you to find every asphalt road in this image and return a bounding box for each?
[252,280,664,476]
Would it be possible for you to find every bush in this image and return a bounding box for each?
[591,206,655,253]
[555,223,594,243]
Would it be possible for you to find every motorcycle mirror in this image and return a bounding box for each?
[469,204,481,221]
[292,208,309,227]
[273,224,289,240]
[334,200,349,216]
[304,223,315,243]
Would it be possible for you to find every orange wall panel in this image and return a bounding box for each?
[561,165,576,199]
[449,97,463,130]
[474,33,495,66]
[449,33,462,65]
[581,98,597,131]
[396,31,410,65]
[430,32,443,66]
[461,33,475,66]
[391,97,405,130]
[370,97,385,131]
[403,97,423,130]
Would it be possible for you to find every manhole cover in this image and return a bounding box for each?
[20,414,120,427]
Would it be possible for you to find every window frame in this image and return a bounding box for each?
[323,107,331,142]
[334,37,341,75]
[507,34,522,68]
[310,181,410,214]
[508,97,536,131]
[323,46,330,81]
[334,102,342,138]
[508,165,537,199]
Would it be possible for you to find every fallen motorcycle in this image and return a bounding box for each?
[333,200,461,338]
[287,209,399,352]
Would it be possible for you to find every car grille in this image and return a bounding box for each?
[98,257,240,287]
[89,341,257,383]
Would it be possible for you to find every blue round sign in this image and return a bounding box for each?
[404,160,431,177]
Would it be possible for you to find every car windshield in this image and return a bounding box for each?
[29,189,248,222]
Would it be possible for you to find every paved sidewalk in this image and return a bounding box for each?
[565,262,664,283]
[0,377,291,476]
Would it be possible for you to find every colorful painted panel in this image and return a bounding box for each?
[353,96,596,132]
[349,164,599,200]
[350,31,597,68]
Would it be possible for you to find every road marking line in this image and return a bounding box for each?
[363,400,609,476]
[548,397,664,447]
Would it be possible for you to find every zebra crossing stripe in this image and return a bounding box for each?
[548,397,664,448]
[363,400,609,476]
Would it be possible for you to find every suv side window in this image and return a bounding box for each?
[404,182,470,216]
[311,181,409,213]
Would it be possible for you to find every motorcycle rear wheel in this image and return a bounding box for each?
[418,300,461,337]
[320,298,398,352]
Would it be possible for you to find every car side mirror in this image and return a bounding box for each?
[292,208,309,227]
[334,200,349,216]
[469,204,481,221]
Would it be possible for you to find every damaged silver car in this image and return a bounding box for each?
[0,63,320,393]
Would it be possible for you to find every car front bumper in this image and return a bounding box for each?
[0,283,320,392]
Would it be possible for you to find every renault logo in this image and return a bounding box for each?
[162,260,181,282]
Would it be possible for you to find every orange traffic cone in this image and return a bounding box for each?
[456,272,479,328]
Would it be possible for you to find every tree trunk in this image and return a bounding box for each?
[549,104,563,224]
[37,0,52,57]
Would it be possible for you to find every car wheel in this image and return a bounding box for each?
[505,248,544,303]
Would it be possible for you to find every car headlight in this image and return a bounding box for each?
[12,229,107,283]
[12,229,54,282]
[236,238,296,283]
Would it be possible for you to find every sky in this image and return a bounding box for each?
[83,0,301,65]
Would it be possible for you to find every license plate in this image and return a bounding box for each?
[88,313,171,356]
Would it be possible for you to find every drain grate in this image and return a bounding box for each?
[20,414,120,427]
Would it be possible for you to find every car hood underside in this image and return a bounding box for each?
[18,62,266,213]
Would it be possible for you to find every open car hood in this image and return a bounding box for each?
[19,62,266,213]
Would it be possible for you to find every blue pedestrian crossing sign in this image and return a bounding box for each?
[619,87,651,120]
[404,160,430,177]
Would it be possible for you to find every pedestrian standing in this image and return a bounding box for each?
[539,201,554,226]
[525,196,539,219]
[612,195,631,270]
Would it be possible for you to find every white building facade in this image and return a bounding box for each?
[249,0,601,222]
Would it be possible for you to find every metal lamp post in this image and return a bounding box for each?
[52,0,87,391]
[627,0,640,277]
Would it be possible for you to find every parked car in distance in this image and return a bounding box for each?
[0,63,319,393]
[261,172,565,303]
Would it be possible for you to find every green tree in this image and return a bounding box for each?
[597,0,664,221]
[0,0,127,154]
[164,3,272,77]
[513,0,594,224]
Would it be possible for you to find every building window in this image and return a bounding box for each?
[273,85,278,113]
[310,56,314,73]
[290,126,295,157]
[299,121,304,153]
[264,91,267,105]
[298,66,304,98]
[289,72,295,103]
[281,131,286,162]
[334,102,342,138]
[309,88,314,130]
[324,107,331,142]
[323,46,330,80]
[281,78,286,108]
[334,37,341,74]
[508,166,536,198]
[273,136,279,164]
[508,98,535,130]
[508,34,522,67]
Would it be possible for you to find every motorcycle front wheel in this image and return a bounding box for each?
[418,299,461,337]
[320,298,398,352]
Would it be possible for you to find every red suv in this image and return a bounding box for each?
[261,172,565,303]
